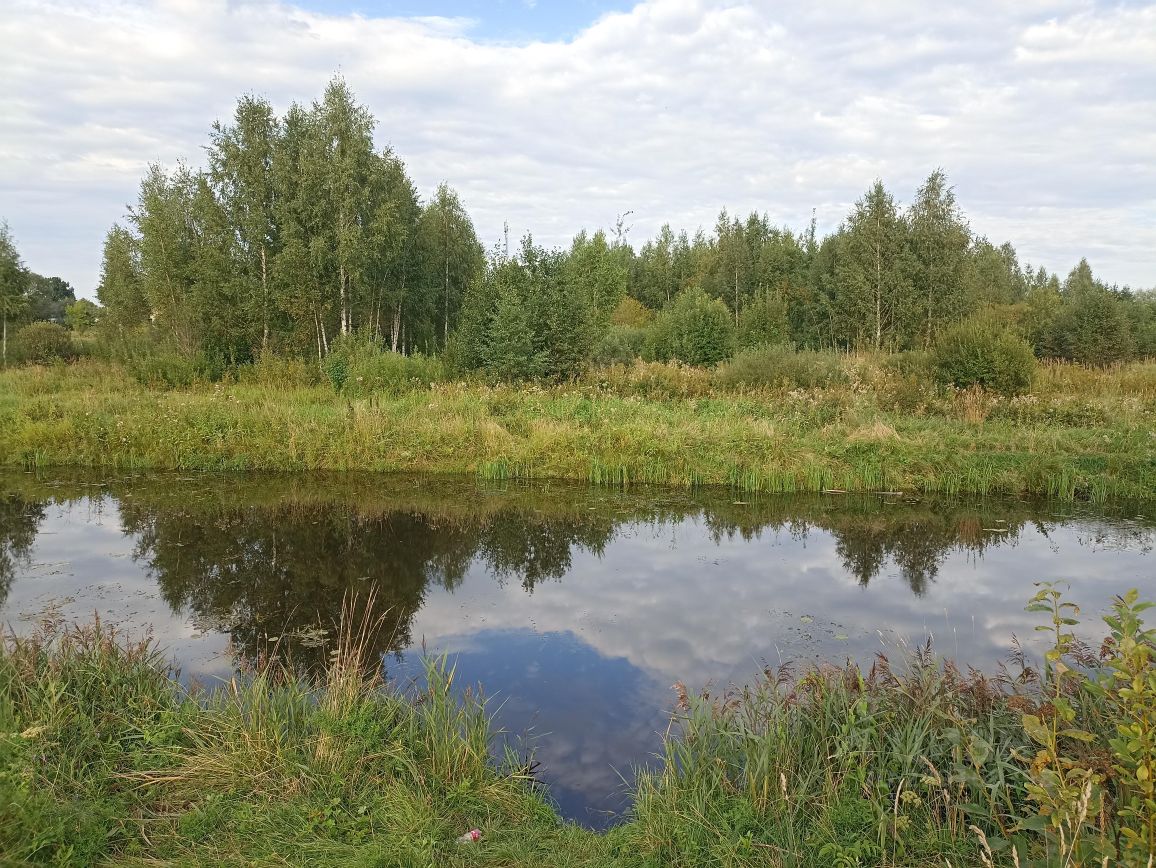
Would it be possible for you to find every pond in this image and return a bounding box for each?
[1,470,1153,828]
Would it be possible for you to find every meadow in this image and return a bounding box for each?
[2,352,1155,501]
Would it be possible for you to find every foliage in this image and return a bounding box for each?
[84,82,1156,376]
[11,322,75,365]
[645,287,734,367]
[592,325,647,367]
[64,299,100,333]
[736,289,789,350]
[0,221,26,368]
[716,343,847,390]
[455,239,591,382]
[22,273,76,324]
[832,180,912,351]
[1015,583,1156,866]
[322,333,444,396]
[931,317,1037,395]
[1052,260,1136,367]
[609,297,654,328]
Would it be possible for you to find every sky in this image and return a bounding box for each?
[2,0,1155,298]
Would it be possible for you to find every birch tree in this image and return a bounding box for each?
[834,181,910,350]
[0,222,26,367]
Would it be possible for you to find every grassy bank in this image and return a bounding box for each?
[3,357,1155,500]
[3,586,1155,866]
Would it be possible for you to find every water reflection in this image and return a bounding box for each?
[1,470,1153,825]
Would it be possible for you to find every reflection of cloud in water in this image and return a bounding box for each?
[409,518,1154,693]
[2,501,233,678]
[392,628,669,829]
[2,473,1154,824]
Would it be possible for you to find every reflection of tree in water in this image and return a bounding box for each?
[0,494,46,608]
[704,500,1027,595]
[8,469,1155,669]
[479,512,614,591]
[119,499,618,671]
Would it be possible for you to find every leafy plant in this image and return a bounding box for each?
[644,287,735,367]
[932,317,1036,395]
[715,344,847,390]
[12,322,75,365]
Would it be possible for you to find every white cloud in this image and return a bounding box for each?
[1,0,1154,295]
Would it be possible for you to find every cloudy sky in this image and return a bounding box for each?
[2,0,1155,297]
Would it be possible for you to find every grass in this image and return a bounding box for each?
[2,355,1155,501]
[3,586,1155,866]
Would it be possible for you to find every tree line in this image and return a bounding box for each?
[2,77,1153,375]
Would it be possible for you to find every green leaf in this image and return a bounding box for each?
[1015,815,1049,832]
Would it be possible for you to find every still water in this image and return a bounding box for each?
[1,470,1153,827]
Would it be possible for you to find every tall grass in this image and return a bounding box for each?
[0,598,597,866]
[2,355,1154,500]
[3,588,1154,865]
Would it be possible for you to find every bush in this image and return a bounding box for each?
[609,297,655,328]
[12,322,75,365]
[644,288,734,367]
[322,333,444,396]
[715,344,847,390]
[736,291,789,350]
[591,325,647,366]
[931,318,1037,394]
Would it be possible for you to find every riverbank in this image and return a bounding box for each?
[3,586,1153,866]
[2,359,1155,500]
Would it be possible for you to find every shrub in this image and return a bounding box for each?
[12,322,75,365]
[715,344,847,390]
[591,325,647,366]
[323,333,444,396]
[931,318,1036,394]
[609,297,655,328]
[644,288,734,367]
[736,291,789,350]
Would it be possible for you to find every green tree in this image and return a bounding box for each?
[483,260,544,380]
[645,286,734,366]
[834,181,911,351]
[737,288,789,349]
[1022,265,1063,357]
[565,229,627,325]
[1055,259,1134,366]
[366,151,420,352]
[23,274,76,324]
[0,222,27,367]
[418,183,484,350]
[96,224,149,339]
[965,239,1025,310]
[634,224,678,309]
[207,94,281,354]
[65,298,101,333]
[907,170,970,347]
[313,78,377,338]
